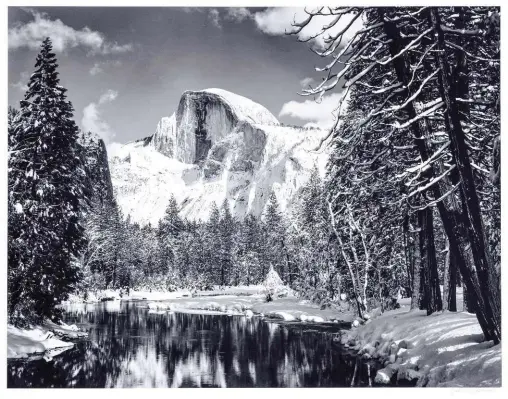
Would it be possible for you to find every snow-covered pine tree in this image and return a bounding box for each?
[8,38,88,325]
[157,194,183,274]
[236,214,262,285]
[262,191,287,282]
[290,166,340,306]
[219,199,234,286]
[205,202,222,286]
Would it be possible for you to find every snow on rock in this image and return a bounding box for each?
[267,311,297,321]
[8,325,75,359]
[306,315,325,323]
[109,88,329,225]
[204,88,279,126]
[150,113,177,158]
[344,308,501,387]
[375,365,397,384]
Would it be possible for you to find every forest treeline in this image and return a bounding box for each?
[7,7,501,345]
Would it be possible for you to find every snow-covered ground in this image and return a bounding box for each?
[65,288,194,304]
[341,303,501,387]
[63,285,354,323]
[8,321,88,360]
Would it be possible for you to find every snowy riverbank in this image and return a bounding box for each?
[62,290,355,324]
[341,306,501,387]
[63,280,356,324]
[8,321,88,360]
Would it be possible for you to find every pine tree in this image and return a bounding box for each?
[262,191,287,282]
[8,38,87,325]
[205,202,222,286]
[157,194,183,274]
[219,199,234,286]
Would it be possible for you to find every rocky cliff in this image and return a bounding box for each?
[109,88,329,225]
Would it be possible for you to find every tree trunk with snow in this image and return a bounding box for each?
[382,11,500,342]
[443,243,457,312]
[410,255,422,311]
[430,8,501,343]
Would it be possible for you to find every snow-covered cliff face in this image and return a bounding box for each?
[150,113,176,158]
[110,88,329,225]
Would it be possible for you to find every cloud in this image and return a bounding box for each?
[11,71,30,92]
[8,9,133,54]
[208,9,221,29]
[89,63,103,76]
[98,89,118,104]
[279,92,344,129]
[81,90,118,144]
[253,8,363,50]
[89,60,122,75]
[191,7,362,50]
[225,8,253,23]
[300,77,315,88]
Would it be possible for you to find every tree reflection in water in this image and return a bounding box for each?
[8,301,378,388]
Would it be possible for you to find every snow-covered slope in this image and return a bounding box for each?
[109,89,329,225]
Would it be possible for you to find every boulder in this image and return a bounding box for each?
[398,339,410,349]
[397,367,422,384]
[397,347,407,358]
[374,366,397,385]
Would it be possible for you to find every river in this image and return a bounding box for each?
[8,300,381,388]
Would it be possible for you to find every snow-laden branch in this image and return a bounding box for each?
[393,100,444,130]
[405,164,456,200]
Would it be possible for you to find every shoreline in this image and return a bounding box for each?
[339,305,501,387]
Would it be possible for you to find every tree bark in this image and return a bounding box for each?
[403,213,414,298]
[418,208,443,315]
[410,252,422,310]
[430,8,501,343]
[382,10,499,343]
[443,243,457,311]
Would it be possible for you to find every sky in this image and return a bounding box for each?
[8,7,356,149]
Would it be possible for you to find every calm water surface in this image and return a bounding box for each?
[8,300,381,388]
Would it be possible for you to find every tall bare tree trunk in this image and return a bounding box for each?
[411,253,422,310]
[419,208,443,315]
[443,243,457,311]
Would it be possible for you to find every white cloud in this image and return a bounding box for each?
[8,9,133,54]
[11,71,30,92]
[208,9,221,29]
[279,92,344,129]
[300,77,315,88]
[98,89,118,104]
[89,60,122,75]
[89,63,103,76]
[81,90,118,144]
[254,7,363,50]
[225,8,253,23]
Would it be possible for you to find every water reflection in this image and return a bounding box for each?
[8,301,377,388]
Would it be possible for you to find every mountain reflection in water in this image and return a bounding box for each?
[8,301,378,388]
